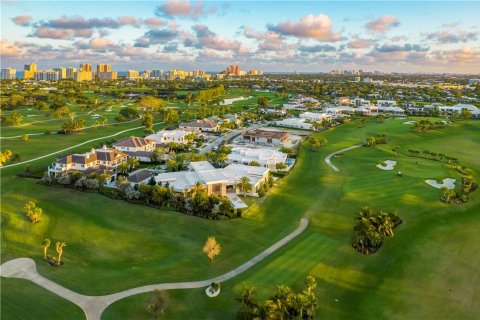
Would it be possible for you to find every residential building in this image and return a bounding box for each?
[468,79,480,86]
[242,129,289,146]
[439,104,480,116]
[227,147,287,171]
[96,64,111,74]
[34,70,59,81]
[98,71,117,80]
[146,130,193,145]
[79,63,92,72]
[179,119,219,132]
[74,70,93,81]
[23,64,37,79]
[48,146,128,177]
[299,112,332,122]
[66,67,77,79]
[53,67,67,79]
[112,137,156,162]
[1,68,16,80]
[376,100,397,107]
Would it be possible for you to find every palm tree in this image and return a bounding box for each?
[118,162,129,174]
[191,182,205,197]
[42,238,51,260]
[377,212,394,237]
[127,157,140,171]
[237,176,252,198]
[236,285,259,319]
[55,241,66,266]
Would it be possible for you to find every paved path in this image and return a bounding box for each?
[0,218,308,320]
[324,144,363,172]
[0,122,164,169]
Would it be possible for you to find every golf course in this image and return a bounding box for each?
[1,117,479,319]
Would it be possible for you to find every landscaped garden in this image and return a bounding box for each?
[2,116,479,319]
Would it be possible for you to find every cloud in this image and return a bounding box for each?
[38,15,141,30]
[365,16,400,33]
[425,29,478,44]
[348,38,375,49]
[163,42,179,52]
[11,15,32,26]
[32,27,93,39]
[0,39,24,57]
[375,43,429,52]
[298,44,336,52]
[435,46,480,63]
[144,17,165,27]
[267,14,342,41]
[242,26,292,52]
[134,27,180,47]
[156,0,215,20]
[189,24,242,51]
[74,37,117,50]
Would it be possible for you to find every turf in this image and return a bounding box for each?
[2,117,479,320]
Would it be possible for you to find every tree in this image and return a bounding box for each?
[237,285,259,319]
[1,111,23,126]
[162,108,179,125]
[21,134,29,142]
[118,106,139,120]
[0,150,13,166]
[24,200,42,223]
[146,289,170,319]
[309,136,327,151]
[202,236,221,262]
[237,176,252,198]
[118,162,129,174]
[257,96,269,108]
[53,106,70,119]
[248,161,260,166]
[42,238,51,260]
[127,157,140,171]
[142,112,155,133]
[138,96,165,113]
[55,241,66,266]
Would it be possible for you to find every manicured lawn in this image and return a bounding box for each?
[2,117,479,320]
[1,278,84,320]
[103,118,480,319]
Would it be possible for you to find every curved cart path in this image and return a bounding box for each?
[1,218,308,320]
[0,122,163,169]
[324,144,363,172]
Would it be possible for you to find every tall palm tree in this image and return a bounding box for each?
[237,176,252,198]
[55,241,66,266]
[191,182,205,197]
[127,157,140,171]
[118,162,129,174]
[236,285,259,320]
[42,238,51,260]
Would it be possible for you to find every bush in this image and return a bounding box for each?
[99,187,125,200]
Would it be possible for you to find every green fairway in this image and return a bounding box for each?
[2,117,479,320]
[1,278,84,320]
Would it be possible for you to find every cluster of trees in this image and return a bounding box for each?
[42,239,66,267]
[41,170,112,190]
[160,108,180,125]
[138,96,165,113]
[441,174,478,204]
[60,118,86,134]
[309,136,328,151]
[365,134,387,146]
[237,276,318,320]
[413,119,445,133]
[352,206,402,255]
[24,200,43,223]
[256,174,275,197]
[116,106,139,122]
[206,145,232,167]
[197,85,225,102]
[408,149,458,165]
[1,111,23,126]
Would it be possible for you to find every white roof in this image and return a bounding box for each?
[155,171,202,192]
[228,147,287,166]
[222,164,268,187]
[189,161,215,171]
[146,130,189,142]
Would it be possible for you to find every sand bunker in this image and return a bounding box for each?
[425,178,456,189]
[220,96,252,105]
[377,160,397,170]
[403,121,416,124]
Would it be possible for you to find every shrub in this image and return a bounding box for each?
[57,173,71,185]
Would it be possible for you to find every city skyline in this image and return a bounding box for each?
[1,1,480,73]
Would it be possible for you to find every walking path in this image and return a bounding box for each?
[324,144,363,172]
[0,218,308,320]
[0,121,163,169]
[1,116,142,140]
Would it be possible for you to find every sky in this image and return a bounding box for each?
[1,0,480,73]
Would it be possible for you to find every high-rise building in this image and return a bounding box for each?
[151,70,164,79]
[235,65,240,75]
[79,63,92,72]
[248,69,263,76]
[23,64,37,79]
[66,67,77,79]
[126,70,140,79]
[53,67,67,79]
[1,68,16,80]
[34,70,59,81]
[96,64,111,74]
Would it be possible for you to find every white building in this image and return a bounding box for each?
[439,104,480,116]
[146,130,193,145]
[376,100,397,107]
[179,119,219,132]
[1,68,16,80]
[276,118,313,130]
[227,147,287,171]
[34,70,59,81]
[299,112,332,122]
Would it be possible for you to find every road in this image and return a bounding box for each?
[0,218,308,320]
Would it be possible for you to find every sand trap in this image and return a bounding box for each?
[377,160,397,170]
[403,121,416,124]
[425,178,456,189]
[220,96,252,105]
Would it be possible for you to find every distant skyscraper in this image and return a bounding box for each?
[23,64,37,79]
[66,67,77,79]
[34,70,59,81]
[126,70,140,79]
[80,63,92,72]
[97,64,115,80]
[96,64,111,76]
[53,67,67,79]
[235,65,240,75]
[1,68,16,80]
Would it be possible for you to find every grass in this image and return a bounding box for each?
[1,278,84,319]
[2,117,479,320]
